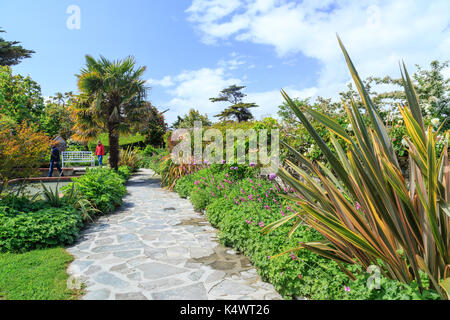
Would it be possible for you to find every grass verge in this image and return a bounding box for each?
[0,247,81,300]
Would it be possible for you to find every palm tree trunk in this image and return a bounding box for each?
[108,126,119,171]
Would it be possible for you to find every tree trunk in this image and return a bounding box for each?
[108,125,120,171]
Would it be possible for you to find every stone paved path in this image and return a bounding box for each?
[67,169,283,300]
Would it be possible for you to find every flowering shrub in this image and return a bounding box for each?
[173,165,439,300]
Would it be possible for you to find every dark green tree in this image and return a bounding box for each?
[210,85,258,122]
[0,29,34,66]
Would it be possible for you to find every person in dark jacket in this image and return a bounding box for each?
[48,142,64,177]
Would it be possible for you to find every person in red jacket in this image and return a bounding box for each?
[95,140,105,166]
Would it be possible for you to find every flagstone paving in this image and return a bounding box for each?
[67,169,283,300]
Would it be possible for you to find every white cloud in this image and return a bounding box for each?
[247,86,318,120]
[186,0,450,99]
[154,65,317,124]
[147,76,174,87]
[161,67,242,123]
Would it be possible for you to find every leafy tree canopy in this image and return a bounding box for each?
[171,108,212,129]
[0,65,44,125]
[0,28,34,66]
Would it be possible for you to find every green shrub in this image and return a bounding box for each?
[0,198,82,253]
[117,165,133,180]
[63,167,126,215]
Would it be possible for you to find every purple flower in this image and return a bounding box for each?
[221,159,226,164]
[249,162,256,167]
[344,286,351,292]
[269,173,277,180]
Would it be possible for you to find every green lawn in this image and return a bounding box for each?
[96,132,145,147]
[0,248,81,300]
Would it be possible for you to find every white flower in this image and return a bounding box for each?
[401,138,408,147]
[347,124,353,131]
[431,118,440,127]
[429,96,439,103]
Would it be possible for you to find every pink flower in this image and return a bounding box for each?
[344,286,351,292]
[267,256,271,259]
[298,274,303,279]
[356,202,361,210]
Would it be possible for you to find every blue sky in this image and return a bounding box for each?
[1,0,449,124]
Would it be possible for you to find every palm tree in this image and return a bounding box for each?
[72,55,147,170]
[52,92,65,106]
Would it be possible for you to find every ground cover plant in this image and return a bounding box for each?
[173,165,440,299]
[0,195,83,253]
